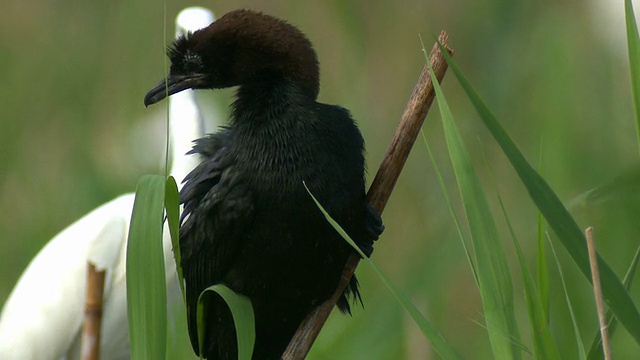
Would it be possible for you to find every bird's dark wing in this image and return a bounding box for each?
[311,104,385,313]
[178,132,255,356]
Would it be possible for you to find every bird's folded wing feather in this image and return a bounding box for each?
[178,133,255,351]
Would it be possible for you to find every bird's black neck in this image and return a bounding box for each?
[230,80,314,125]
[227,79,323,194]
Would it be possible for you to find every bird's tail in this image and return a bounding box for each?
[336,274,363,315]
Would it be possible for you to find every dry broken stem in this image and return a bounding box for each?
[282,31,454,359]
[81,262,106,360]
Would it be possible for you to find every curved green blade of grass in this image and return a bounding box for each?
[498,198,561,360]
[304,183,462,360]
[427,65,520,359]
[436,41,640,345]
[625,0,640,153]
[548,237,587,360]
[421,131,478,285]
[536,212,549,322]
[196,284,255,360]
[535,146,550,324]
[126,174,168,360]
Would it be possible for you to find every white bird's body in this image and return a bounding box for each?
[0,194,153,360]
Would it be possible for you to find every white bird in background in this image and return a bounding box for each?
[0,7,216,360]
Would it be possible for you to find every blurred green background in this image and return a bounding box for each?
[2,0,639,358]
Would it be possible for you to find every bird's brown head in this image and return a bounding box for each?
[144,9,320,107]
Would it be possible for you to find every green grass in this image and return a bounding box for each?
[435,39,640,348]
[196,284,255,360]
[126,175,168,360]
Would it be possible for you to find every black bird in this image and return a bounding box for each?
[144,9,383,359]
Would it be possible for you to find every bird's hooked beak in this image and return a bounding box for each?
[144,73,209,107]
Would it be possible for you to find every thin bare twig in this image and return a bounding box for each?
[81,262,106,360]
[585,227,612,360]
[282,31,454,359]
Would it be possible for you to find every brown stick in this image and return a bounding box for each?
[282,31,453,359]
[585,227,612,360]
[81,262,106,360]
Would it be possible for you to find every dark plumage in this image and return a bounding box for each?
[144,9,383,359]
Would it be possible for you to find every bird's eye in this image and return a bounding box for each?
[171,51,203,76]
[182,52,204,73]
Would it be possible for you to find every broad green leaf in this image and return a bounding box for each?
[437,41,640,345]
[127,174,168,360]
[196,284,255,360]
[166,291,195,360]
[304,183,462,360]
[427,65,520,359]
